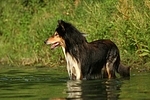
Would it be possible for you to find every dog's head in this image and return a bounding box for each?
[45,20,87,49]
[44,20,67,49]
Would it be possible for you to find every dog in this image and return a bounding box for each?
[44,20,130,80]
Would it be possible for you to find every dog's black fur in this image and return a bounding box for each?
[45,20,130,80]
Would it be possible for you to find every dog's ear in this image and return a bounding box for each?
[58,20,65,31]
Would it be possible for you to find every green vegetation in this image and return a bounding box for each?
[0,0,150,69]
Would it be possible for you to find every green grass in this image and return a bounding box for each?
[0,0,150,69]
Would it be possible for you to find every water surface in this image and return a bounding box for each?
[0,65,150,100]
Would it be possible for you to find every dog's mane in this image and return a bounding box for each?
[56,20,88,62]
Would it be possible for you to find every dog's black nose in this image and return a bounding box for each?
[44,39,47,44]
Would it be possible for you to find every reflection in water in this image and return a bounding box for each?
[66,79,121,100]
[67,80,82,99]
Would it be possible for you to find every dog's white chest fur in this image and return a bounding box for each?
[62,47,81,80]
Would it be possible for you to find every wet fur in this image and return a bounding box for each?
[45,20,130,80]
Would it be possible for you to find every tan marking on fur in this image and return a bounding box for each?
[106,57,117,79]
[46,32,65,47]
[106,63,111,79]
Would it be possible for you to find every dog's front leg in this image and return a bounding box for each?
[67,63,72,80]
[74,64,82,80]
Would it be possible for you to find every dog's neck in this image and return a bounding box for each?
[61,46,79,62]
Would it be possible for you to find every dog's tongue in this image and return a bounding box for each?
[50,42,59,49]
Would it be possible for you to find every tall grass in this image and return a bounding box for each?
[0,0,150,68]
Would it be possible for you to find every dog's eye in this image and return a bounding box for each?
[54,32,59,36]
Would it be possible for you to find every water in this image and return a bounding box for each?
[0,66,150,100]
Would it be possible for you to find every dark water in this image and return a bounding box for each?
[0,66,150,100]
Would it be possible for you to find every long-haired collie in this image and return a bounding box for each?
[45,20,130,80]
